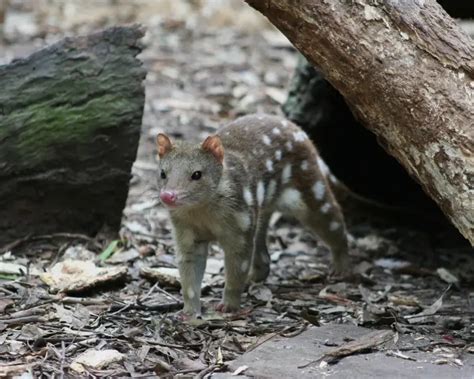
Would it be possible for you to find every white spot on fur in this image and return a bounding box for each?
[285,141,293,151]
[321,203,332,214]
[257,181,265,207]
[317,156,330,176]
[243,187,253,206]
[278,188,303,210]
[301,160,309,171]
[187,288,195,299]
[241,260,249,273]
[266,159,274,172]
[257,115,264,120]
[293,131,308,142]
[267,180,277,201]
[330,174,337,184]
[262,135,271,145]
[272,127,281,135]
[313,181,326,200]
[235,211,251,231]
[281,120,289,127]
[275,150,282,160]
[329,221,341,231]
[282,164,292,184]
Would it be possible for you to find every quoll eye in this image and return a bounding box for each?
[191,171,202,180]
[160,170,166,179]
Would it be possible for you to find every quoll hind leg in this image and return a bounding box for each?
[299,193,349,274]
[248,212,271,283]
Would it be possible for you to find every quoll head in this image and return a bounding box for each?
[156,133,224,209]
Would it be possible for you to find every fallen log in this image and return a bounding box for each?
[246,0,474,244]
[0,25,146,245]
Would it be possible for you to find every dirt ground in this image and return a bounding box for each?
[1,1,473,378]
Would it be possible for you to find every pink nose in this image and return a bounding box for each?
[160,190,177,205]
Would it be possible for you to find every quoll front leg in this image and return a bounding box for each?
[174,231,208,316]
[217,231,254,313]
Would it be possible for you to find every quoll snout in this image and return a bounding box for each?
[160,190,178,206]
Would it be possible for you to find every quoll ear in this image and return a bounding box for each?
[202,135,224,164]
[156,133,173,158]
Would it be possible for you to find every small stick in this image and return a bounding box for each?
[1,315,46,325]
[138,282,159,303]
[195,364,224,379]
[299,330,393,368]
[107,301,183,313]
[0,307,45,320]
[246,332,279,352]
[133,337,202,349]
[0,233,101,253]
[61,296,108,306]
[155,285,180,302]
[65,338,99,354]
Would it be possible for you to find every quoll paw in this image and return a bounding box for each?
[215,302,239,314]
[330,264,354,281]
[215,303,252,319]
[175,310,202,322]
[331,257,352,277]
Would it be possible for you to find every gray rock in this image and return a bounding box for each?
[225,324,473,379]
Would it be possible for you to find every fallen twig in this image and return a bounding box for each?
[298,329,393,368]
[133,337,203,350]
[108,301,183,313]
[195,363,225,379]
[246,332,279,352]
[1,315,47,325]
[0,233,102,253]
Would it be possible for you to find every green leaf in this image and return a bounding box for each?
[0,273,18,280]
[99,240,120,262]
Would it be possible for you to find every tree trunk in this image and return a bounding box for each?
[0,25,146,245]
[283,55,435,209]
[246,0,474,244]
[282,54,447,226]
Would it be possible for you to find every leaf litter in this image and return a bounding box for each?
[0,0,473,377]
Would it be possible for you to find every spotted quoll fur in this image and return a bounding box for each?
[156,114,348,316]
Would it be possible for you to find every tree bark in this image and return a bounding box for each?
[0,25,146,245]
[246,0,474,244]
[282,55,436,211]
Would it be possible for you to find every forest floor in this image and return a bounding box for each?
[0,1,473,378]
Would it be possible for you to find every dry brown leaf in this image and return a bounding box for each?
[140,267,181,288]
[40,260,127,293]
[70,349,124,373]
